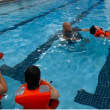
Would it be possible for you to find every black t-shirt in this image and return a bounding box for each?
[63,27,82,38]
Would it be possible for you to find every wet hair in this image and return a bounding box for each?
[25,65,40,90]
[90,25,96,34]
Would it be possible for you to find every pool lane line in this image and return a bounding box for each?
[1,0,104,83]
[0,0,53,16]
[74,34,110,108]
[0,0,79,35]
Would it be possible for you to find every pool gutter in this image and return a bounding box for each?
[0,0,20,4]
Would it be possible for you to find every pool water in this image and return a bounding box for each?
[0,0,110,109]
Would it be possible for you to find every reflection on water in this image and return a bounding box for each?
[59,38,89,53]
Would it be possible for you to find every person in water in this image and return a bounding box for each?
[15,65,59,109]
[0,72,8,100]
[62,22,90,43]
[90,25,110,39]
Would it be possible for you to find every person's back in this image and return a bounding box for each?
[15,65,59,109]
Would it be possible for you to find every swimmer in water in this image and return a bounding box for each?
[90,25,110,40]
[62,22,90,43]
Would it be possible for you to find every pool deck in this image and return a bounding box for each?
[0,0,17,4]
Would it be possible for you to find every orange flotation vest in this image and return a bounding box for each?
[15,81,51,109]
[94,29,110,37]
[0,53,4,60]
[0,95,3,100]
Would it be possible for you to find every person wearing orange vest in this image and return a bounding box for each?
[90,25,110,39]
[0,72,8,100]
[15,65,59,109]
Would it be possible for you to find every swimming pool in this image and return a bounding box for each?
[0,0,110,109]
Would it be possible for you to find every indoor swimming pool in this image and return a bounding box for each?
[0,0,110,109]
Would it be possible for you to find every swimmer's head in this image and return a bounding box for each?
[25,65,41,90]
[90,25,100,34]
[63,22,72,32]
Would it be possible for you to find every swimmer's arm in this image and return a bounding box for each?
[106,37,110,40]
[99,34,110,40]
[99,34,105,38]
[41,79,59,99]
[81,29,90,31]
[63,36,78,41]
[63,36,71,40]
[0,72,8,94]
[99,34,106,38]
[50,85,60,99]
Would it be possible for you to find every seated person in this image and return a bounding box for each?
[90,25,110,39]
[15,65,59,109]
[0,72,8,100]
[62,22,90,43]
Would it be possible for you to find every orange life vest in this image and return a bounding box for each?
[15,81,51,109]
[0,53,4,60]
[0,95,3,100]
[94,29,110,37]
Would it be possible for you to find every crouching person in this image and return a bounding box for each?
[15,65,59,109]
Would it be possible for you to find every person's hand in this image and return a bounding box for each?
[70,37,79,41]
[106,36,110,40]
[41,79,51,85]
